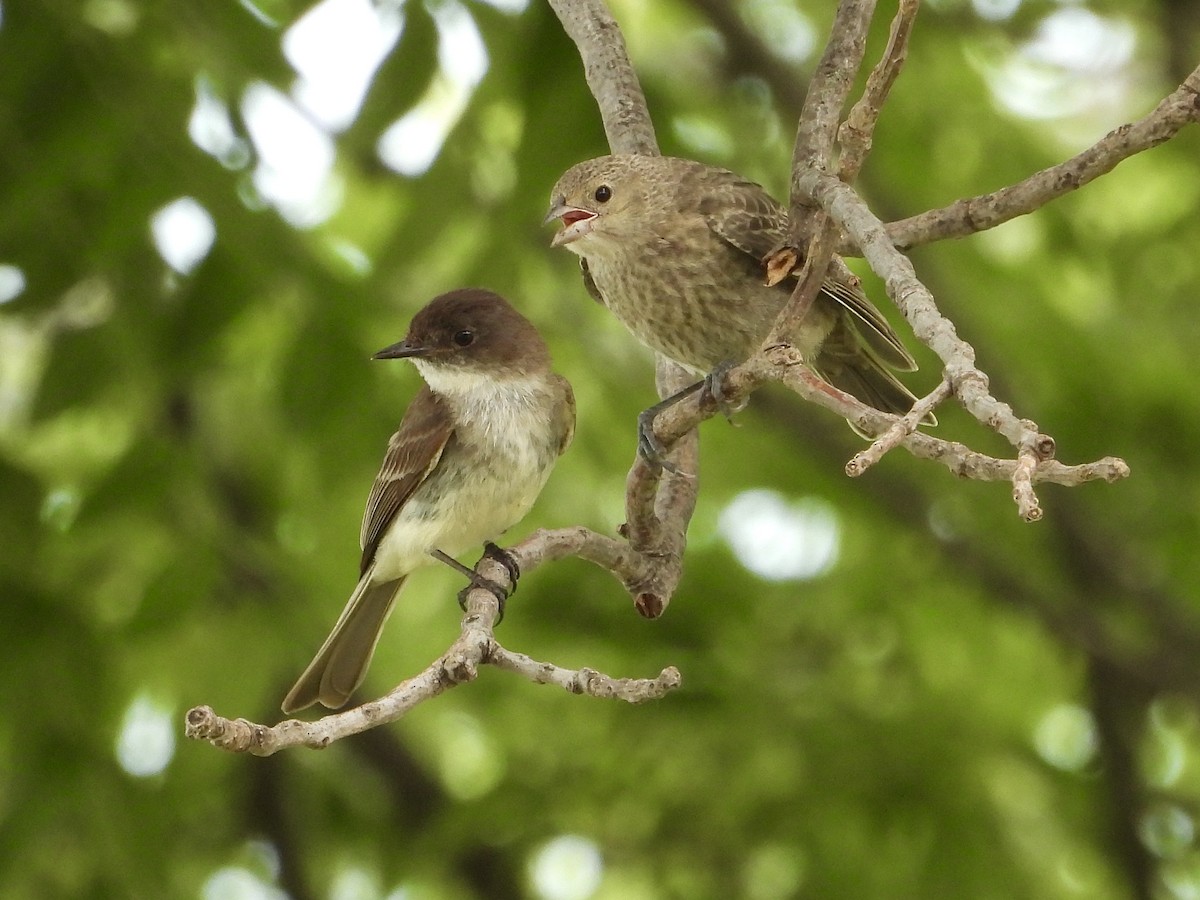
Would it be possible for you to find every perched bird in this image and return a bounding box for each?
[545,155,927,452]
[281,289,575,714]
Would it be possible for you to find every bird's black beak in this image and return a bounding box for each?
[372,339,430,360]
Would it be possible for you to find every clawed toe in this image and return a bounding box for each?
[456,576,509,622]
[483,541,520,594]
[637,408,681,474]
[429,548,512,623]
[634,380,709,473]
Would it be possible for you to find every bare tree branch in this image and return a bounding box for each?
[548,0,699,601]
[837,0,919,182]
[769,0,920,356]
[636,346,1127,497]
[886,62,1200,249]
[669,0,1142,519]
[770,0,905,338]
[791,0,876,179]
[769,0,880,364]
[753,0,1108,519]
[798,167,1125,519]
[545,0,658,156]
[186,533,683,755]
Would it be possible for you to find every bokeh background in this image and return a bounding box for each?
[4,1,1200,898]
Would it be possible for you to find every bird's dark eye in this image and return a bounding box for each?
[452,330,475,347]
[594,185,612,203]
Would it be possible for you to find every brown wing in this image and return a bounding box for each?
[698,175,790,261]
[820,278,917,371]
[700,176,915,372]
[359,387,455,575]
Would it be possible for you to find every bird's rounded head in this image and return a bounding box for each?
[373,289,550,377]
[544,155,675,253]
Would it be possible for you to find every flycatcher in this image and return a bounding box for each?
[282,288,575,714]
[545,155,930,453]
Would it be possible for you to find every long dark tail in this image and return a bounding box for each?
[281,568,406,714]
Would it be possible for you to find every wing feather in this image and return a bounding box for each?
[359,387,455,575]
[700,176,915,371]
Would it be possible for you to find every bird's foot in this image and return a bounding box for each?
[482,541,520,595]
[636,380,706,474]
[636,407,677,474]
[702,360,745,424]
[429,549,511,623]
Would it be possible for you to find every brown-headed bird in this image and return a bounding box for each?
[281,289,575,714]
[545,155,927,457]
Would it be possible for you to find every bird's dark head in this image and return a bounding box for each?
[373,289,551,379]
[545,155,672,252]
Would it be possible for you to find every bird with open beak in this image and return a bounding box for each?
[545,154,929,460]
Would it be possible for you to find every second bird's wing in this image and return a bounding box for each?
[700,177,916,372]
[698,176,789,262]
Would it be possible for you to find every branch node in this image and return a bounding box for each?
[846,378,951,476]
[184,706,274,754]
[443,653,481,685]
[762,342,806,369]
[635,592,666,619]
[1106,458,1132,482]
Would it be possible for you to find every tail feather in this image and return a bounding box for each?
[281,570,406,714]
[817,315,935,435]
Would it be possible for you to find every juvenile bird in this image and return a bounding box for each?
[282,289,575,714]
[545,155,927,456]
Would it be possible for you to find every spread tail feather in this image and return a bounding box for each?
[281,569,406,714]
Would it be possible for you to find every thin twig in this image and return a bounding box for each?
[186,539,683,755]
[546,0,658,157]
[846,377,950,476]
[886,62,1200,250]
[838,0,919,181]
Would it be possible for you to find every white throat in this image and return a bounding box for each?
[412,360,544,400]
[412,360,507,398]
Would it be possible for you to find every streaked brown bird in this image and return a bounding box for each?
[545,154,927,455]
[282,289,575,714]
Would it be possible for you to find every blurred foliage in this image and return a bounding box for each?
[3,0,1200,898]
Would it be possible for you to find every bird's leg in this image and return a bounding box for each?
[702,360,743,423]
[636,362,744,470]
[428,549,510,623]
[636,380,706,473]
